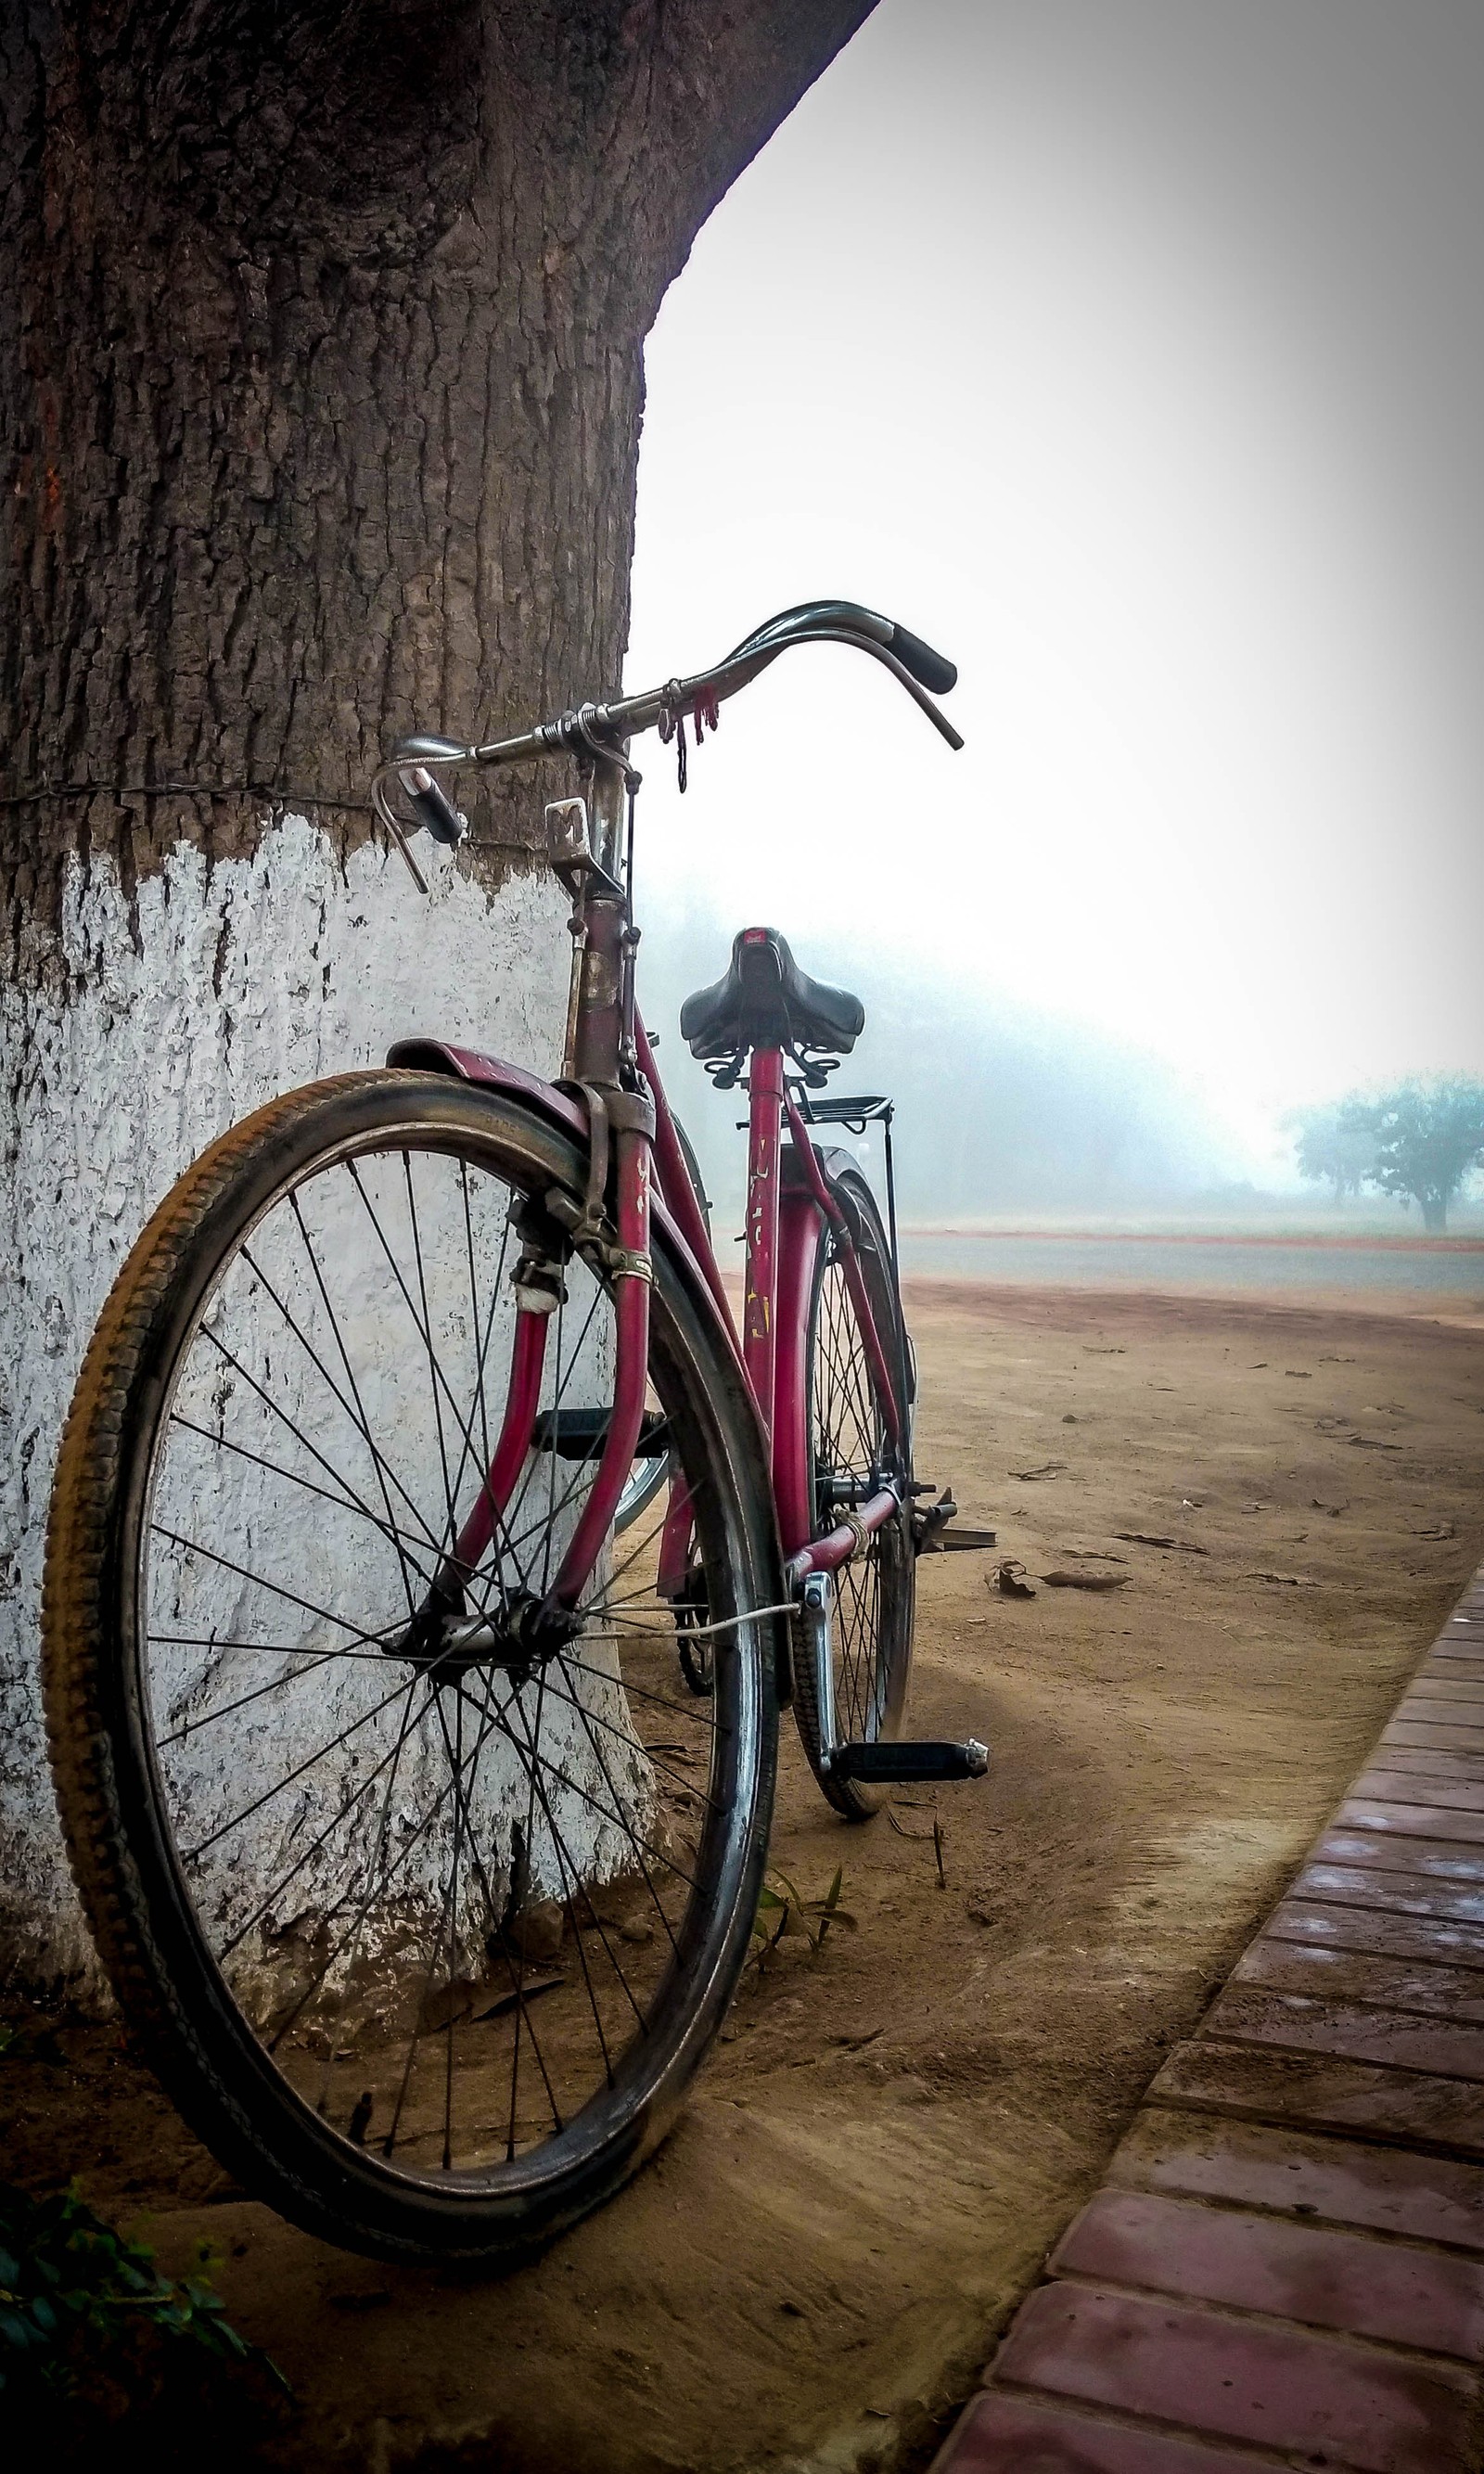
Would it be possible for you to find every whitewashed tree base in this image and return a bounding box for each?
[0,814,580,1987]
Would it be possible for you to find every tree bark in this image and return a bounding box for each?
[0,0,874,1981]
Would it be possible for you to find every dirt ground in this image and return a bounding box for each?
[7,1280,1484,2472]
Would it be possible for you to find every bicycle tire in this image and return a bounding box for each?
[44,1070,780,2262]
[790,1165,915,1820]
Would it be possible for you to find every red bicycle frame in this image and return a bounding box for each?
[390,722,907,1629]
[395,1006,906,1620]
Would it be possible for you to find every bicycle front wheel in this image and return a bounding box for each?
[791,1167,915,1819]
[45,1071,779,2262]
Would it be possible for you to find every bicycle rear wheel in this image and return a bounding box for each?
[45,1071,779,2262]
[791,1167,915,1819]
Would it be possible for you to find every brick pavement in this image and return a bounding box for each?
[929,1558,1484,2474]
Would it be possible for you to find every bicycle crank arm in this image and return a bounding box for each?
[799,1573,990,1785]
[825,1738,990,1785]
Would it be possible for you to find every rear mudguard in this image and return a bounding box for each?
[386,1038,792,1701]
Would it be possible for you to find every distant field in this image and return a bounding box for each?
[899,1227,1484,1302]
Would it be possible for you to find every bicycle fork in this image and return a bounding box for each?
[406,750,657,1658]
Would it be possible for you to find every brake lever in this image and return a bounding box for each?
[370,768,431,892]
[370,734,474,893]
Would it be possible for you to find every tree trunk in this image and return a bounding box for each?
[0,0,873,1982]
[1422,1196,1448,1233]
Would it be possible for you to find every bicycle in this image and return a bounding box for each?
[43,598,995,2266]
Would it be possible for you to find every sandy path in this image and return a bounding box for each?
[7,1285,1484,2470]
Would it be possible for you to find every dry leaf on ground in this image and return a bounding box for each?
[1042,1570,1131,1591]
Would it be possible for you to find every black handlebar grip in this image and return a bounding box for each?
[889,623,957,696]
[399,766,468,848]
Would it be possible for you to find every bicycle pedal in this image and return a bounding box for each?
[923,1525,998,1554]
[826,1738,989,1784]
[531,1407,669,1458]
[912,1486,996,1555]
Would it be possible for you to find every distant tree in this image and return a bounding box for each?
[1340,1077,1484,1233]
[1290,1103,1378,1201]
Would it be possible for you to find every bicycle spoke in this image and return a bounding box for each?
[505,1666,547,2160]
[289,1186,429,1620]
[149,1632,394,1664]
[345,1159,493,1558]
[479,1676,637,2065]
[558,1642,721,1727]
[168,1412,438,1583]
[435,1684,567,2134]
[157,1643,362,1748]
[551,1647,685,1958]
[237,1241,443,1559]
[150,1523,409,1653]
[535,1661,720,1809]
[309,1672,441,2114]
[467,1666,702,1899]
[443,1690,465,2167]
[454,1173,511,1537]
[181,1665,417,1863]
[261,1674,505,2051]
[403,1148,461,1556]
[224,1675,434,1966]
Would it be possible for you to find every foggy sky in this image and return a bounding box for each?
[622,0,1484,1186]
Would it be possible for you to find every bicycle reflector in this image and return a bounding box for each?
[545,796,592,869]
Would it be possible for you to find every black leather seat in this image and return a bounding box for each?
[680,928,865,1060]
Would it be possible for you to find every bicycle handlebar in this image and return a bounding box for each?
[373,598,961,885]
[889,622,956,697]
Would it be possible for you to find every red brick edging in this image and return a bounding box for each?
[930,1558,1484,2473]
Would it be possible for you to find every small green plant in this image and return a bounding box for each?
[749,1865,857,1969]
[0,2178,286,2441]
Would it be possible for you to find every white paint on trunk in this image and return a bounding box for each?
[0,814,628,1983]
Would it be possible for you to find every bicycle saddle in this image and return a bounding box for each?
[680,927,865,1061]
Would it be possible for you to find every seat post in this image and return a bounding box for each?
[743,1045,785,1437]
